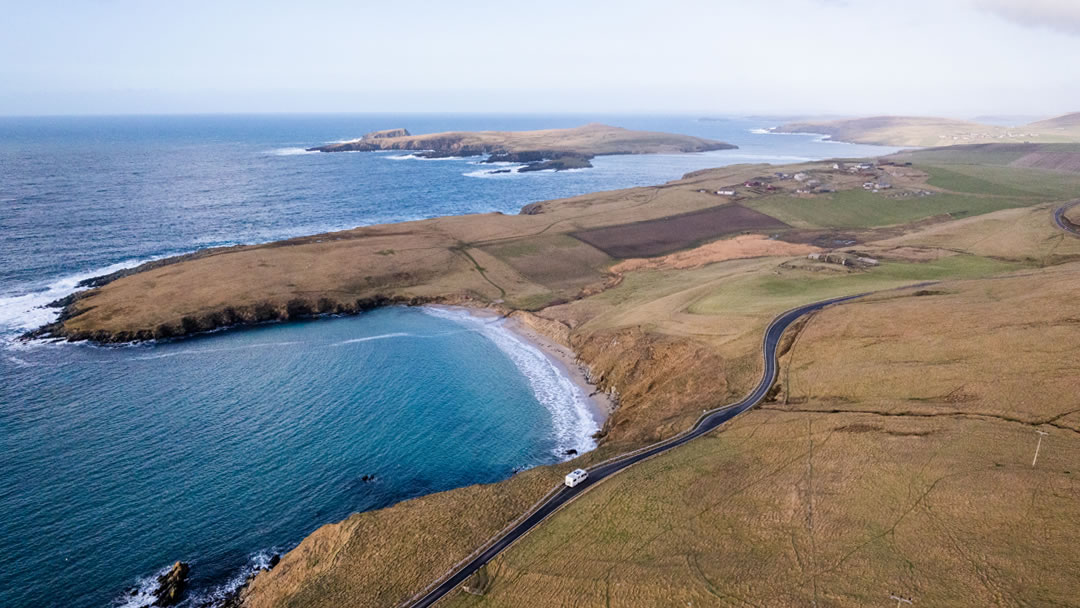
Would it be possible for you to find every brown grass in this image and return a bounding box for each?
[232,165,1080,608]
[610,234,820,273]
[436,265,1080,607]
[776,115,1080,147]
[314,123,734,156]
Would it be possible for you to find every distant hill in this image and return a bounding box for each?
[774,113,1080,147]
[888,142,1080,173]
[1028,112,1080,130]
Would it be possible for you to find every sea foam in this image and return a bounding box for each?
[0,257,161,340]
[268,147,318,156]
[420,307,599,457]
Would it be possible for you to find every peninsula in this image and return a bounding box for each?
[773,112,1080,147]
[307,123,737,171]
[26,142,1080,608]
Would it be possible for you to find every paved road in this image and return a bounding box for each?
[408,293,862,608]
[1053,200,1080,237]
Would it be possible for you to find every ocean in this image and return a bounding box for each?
[0,114,897,607]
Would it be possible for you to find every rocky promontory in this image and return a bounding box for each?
[307,123,736,171]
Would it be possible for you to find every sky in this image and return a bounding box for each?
[1,0,1079,117]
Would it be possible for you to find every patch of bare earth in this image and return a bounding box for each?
[610,234,820,273]
[570,203,789,258]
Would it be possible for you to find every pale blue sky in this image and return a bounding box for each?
[2,0,1079,116]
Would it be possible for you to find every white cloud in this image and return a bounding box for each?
[976,0,1080,35]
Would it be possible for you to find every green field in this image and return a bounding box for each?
[688,255,1027,315]
[745,189,1026,229]
[923,163,1080,199]
[896,143,1080,166]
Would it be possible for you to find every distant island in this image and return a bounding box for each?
[771,112,1080,147]
[308,123,737,172]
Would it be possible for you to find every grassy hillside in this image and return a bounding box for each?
[441,266,1080,607]
[47,149,1080,344]
[774,114,1080,147]
[210,144,1080,608]
[24,141,1080,606]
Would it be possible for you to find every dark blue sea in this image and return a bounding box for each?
[0,114,897,607]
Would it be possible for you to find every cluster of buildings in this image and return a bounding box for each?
[807,251,880,268]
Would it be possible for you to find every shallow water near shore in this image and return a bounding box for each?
[1,307,597,608]
[0,114,898,607]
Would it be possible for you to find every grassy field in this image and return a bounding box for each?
[53,151,1074,341]
[440,266,1080,607]
[774,114,1080,147]
[875,202,1080,265]
[49,144,1080,607]
[747,189,1028,229]
[688,255,1026,315]
[923,163,1080,199]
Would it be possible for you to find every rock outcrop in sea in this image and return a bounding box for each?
[150,561,189,607]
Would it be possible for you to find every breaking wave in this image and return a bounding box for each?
[420,307,598,457]
[267,147,318,156]
[114,550,279,608]
[0,258,161,340]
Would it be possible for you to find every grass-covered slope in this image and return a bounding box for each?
[774,113,1080,147]
[441,266,1080,607]
[224,144,1080,607]
[39,147,1080,344]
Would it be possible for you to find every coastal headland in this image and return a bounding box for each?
[771,112,1080,147]
[307,123,737,171]
[29,142,1080,607]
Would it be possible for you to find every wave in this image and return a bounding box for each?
[188,550,279,608]
[114,550,279,608]
[0,257,162,340]
[704,152,818,163]
[331,332,413,346]
[130,340,303,361]
[756,128,837,143]
[463,165,529,178]
[420,307,599,457]
[5,354,35,367]
[112,563,171,608]
[386,153,482,161]
[267,147,317,156]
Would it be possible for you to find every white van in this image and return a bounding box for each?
[564,468,588,488]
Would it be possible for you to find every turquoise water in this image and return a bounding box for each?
[0,114,898,607]
[2,307,595,607]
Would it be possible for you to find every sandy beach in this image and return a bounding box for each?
[426,305,615,435]
[500,313,616,429]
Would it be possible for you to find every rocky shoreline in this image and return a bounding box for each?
[307,124,736,172]
[24,293,445,344]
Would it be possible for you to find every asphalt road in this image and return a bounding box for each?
[1053,200,1080,237]
[408,293,862,608]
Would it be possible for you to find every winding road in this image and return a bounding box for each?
[1053,200,1080,237]
[407,293,863,608]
